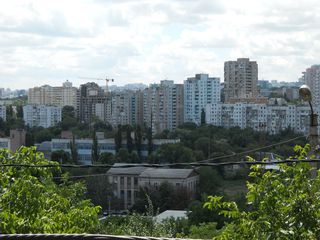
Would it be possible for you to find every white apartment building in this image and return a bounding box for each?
[206,102,311,135]
[0,105,6,121]
[184,74,220,124]
[23,105,62,128]
[28,80,78,109]
[301,65,320,106]
[107,165,199,210]
[224,58,258,102]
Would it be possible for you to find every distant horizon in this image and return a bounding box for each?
[0,78,302,91]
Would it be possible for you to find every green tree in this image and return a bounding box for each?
[205,144,320,239]
[51,150,70,164]
[117,148,130,162]
[115,125,122,153]
[70,135,78,164]
[189,222,219,239]
[201,108,206,125]
[99,152,115,164]
[147,126,153,156]
[125,125,134,153]
[154,143,196,163]
[134,125,143,159]
[0,147,100,233]
[91,131,99,164]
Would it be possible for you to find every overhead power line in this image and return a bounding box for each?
[0,158,319,169]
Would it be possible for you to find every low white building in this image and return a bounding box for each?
[23,105,62,128]
[107,165,199,210]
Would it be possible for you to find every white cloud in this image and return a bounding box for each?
[0,0,319,89]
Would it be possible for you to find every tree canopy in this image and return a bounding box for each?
[205,144,320,239]
[0,147,101,233]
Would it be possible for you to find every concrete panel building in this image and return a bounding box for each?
[78,82,106,124]
[301,65,320,106]
[23,105,62,128]
[206,102,312,135]
[28,80,78,109]
[184,74,220,124]
[143,80,184,133]
[224,58,258,102]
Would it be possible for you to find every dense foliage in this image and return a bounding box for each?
[205,144,320,239]
[0,147,101,233]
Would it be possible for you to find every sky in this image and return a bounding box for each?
[0,0,319,89]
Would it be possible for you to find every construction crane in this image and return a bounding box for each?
[78,77,114,96]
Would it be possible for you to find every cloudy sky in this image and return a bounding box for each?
[0,0,319,89]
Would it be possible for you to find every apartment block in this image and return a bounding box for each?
[78,82,106,124]
[143,80,184,134]
[206,102,311,135]
[28,80,78,109]
[184,74,220,124]
[23,105,62,128]
[301,65,320,106]
[224,58,258,102]
[105,90,144,127]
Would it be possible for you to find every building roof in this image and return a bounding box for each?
[154,210,188,223]
[140,168,196,179]
[107,163,147,175]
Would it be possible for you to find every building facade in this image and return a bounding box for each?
[143,80,184,133]
[78,82,106,124]
[23,105,62,128]
[107,166,199,210]
[0,105,6,121]
[301,65,320,106]
[224,58,258,102]
[184,74,220,124]
[206,102,311,135]
[28,80,78,109]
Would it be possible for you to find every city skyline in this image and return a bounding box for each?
[0,0,319,89]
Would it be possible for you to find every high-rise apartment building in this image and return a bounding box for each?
[28,80,78,109]
[23,105,62,128]
[184,74,220,124]
[206,102,310,135]
[301,65,320,106]
[78,82,106,124]
[143,80,184,133]
[224,58,258,102]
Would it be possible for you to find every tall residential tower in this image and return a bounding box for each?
[224,58,258,102]
[184,74,220,124]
